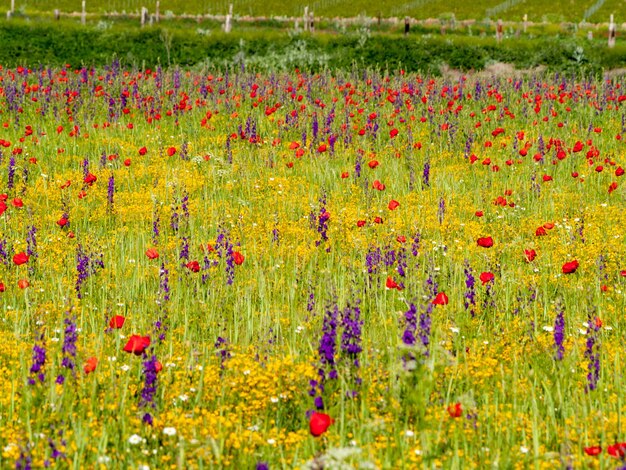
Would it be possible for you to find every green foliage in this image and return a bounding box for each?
[1,20,626,75]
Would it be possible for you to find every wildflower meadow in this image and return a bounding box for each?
[0,63,626,469]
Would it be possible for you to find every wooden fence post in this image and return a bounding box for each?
[404,16,410,35]
[309,11,314,32]
[609,14,616,48]
[304,6,309,32]
[141,7,148,27]
[81,0,86,25]
[155,1,160,23]
[523,14,527,33]
[224,4,233,33]
[496,18,503,41]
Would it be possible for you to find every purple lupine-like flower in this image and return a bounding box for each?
[7,156,15,190]
[597,254,608,283]
[438,197,446,224]
[180,141,189,161]
[310,301,339,409]
[215,336,231,370]
[28,334,46,385]
[422,160,430,188]
[396,246,407,277]
[82,158,89,180]
[383,247,396,267]
[100,150,107,169]
[179,237,190,263]
[139,354,159,424]
[226,134,232,164]
[21,166,28,195]
[307,287,315,314]
[464,134,474,159]
[411,231,421,257]
[159,262,170,304]
[26,225,37,261]
[354,153,362,179]
[75,245,90,299]
[15,443,32,470]
[272,227,280,245]
[152,207,160,245]
[553,299,565,361]
[0,238,8,265]
[255,462,269,470]
[585,312,601,392]
[402,303,418,347]
[531,171,540,195]
[463,260,476,317]
[107,174,114,213]
[56,311,78,384]
[365,246,382,283]
[312,113,319,142]
[181,190,189,221]
[340,298,363,371]
[418,302,434,356]
[170,202,179,234]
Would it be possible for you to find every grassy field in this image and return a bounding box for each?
[0,62,625,468]
[5,0,626,22]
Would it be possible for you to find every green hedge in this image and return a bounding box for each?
[0,20,625,74]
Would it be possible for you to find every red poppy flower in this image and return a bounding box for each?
[396,235,406,243]
[616,167,624,176]
[447,402,462,418]
[123,335,151,355]
[562,260,579,274]
[0,201,7,216]
[386,276,401,290]
[479,272,494,284]
[0,282,5,292]
[543,222,554,230]
[12,198,23,208]
[167,147,177,156]
[609,182,618,194]
[356,220,366,227]
[475,211,484,217]
[138,146,147,155]
[573,141,584,153]
[84,357,98,374]
[620,270,626,277]
[368,160,379,169]
[309,412,333,437]
[124,159,131,167]
[373,217,383,224]
[186,261,200,272]
[390,128,399,138]
[84,173,97,185]
[145,248,159,260]
[109,315,125,329]
[583,445,601,456]
[317,143,327,153]
[289,141,300,150]
[341,172,349,179]
[57,217,69,227]
[432,292,449,305]
[608,442,626,458]
[388,200,400,210]
[477,237,493,248]
[13,252,29,265]
[536,226,547,236]
[232,251,245,266]
[17,279,29,289]
[372,180,385,191]
[524,249,537,262]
